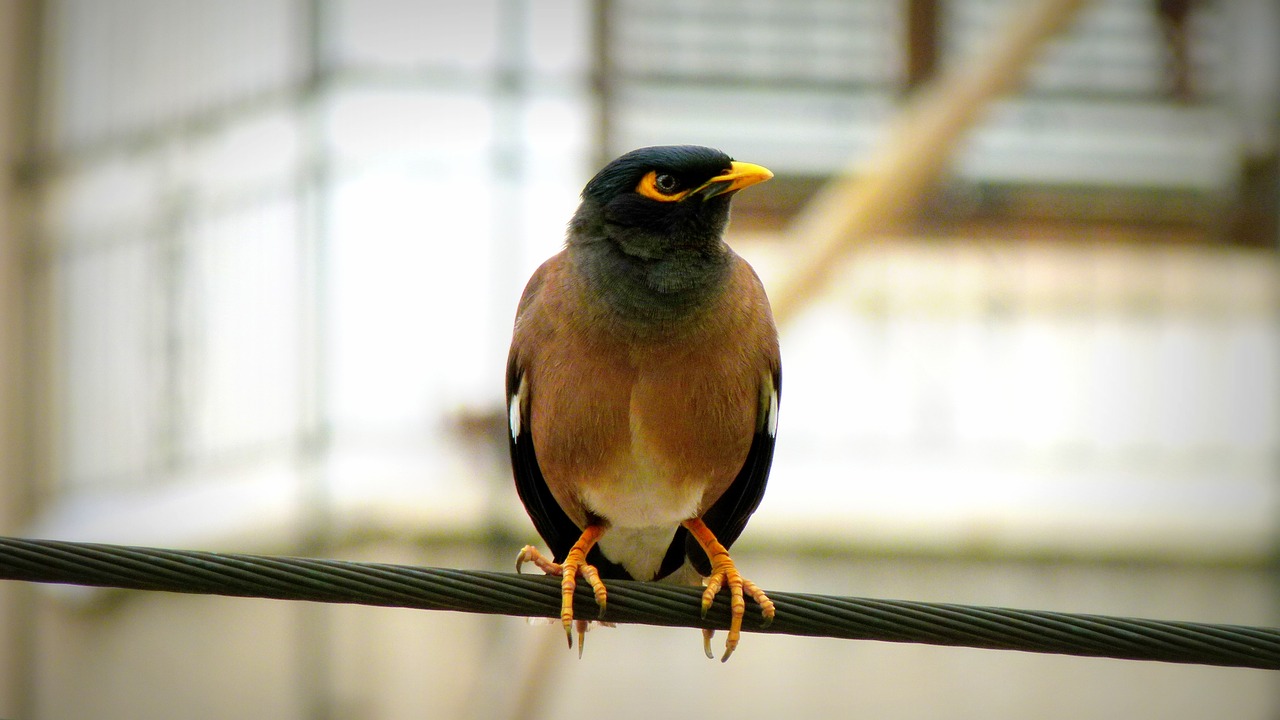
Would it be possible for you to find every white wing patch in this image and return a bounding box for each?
[760,371,779,438]
[509,374,527,440]
[766,385,779,438]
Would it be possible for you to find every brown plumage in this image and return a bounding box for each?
[507,145,780,660]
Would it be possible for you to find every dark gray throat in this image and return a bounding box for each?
[568,239,732,327]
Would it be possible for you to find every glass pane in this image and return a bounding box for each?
[59,238,163,488]
[330,0,500,71]
[184,200,302,462]
[45,0,301,150]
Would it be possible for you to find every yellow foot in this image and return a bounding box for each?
[515,526,609,656]
[682,518,775,662]
[701,557,775,662]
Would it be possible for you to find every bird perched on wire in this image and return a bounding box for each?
[506,145,780,661]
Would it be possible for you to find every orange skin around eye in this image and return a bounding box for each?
[635,170,693,202]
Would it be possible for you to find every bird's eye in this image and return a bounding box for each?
[636,170,689,202]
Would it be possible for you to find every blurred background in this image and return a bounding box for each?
[0,0,1277,718]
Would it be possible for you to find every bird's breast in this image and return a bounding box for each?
[574,363,753,528]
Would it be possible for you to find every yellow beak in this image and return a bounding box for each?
[692,161,774,200]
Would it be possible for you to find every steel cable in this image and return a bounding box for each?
[0,536,1275,669]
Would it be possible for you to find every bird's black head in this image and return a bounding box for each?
[575,145,772,255]
[567,145,772,322]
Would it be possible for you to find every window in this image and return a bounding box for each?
[30,0,594,546]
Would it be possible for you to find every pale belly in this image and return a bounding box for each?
[577,456,704,529]
[577,437,708,581]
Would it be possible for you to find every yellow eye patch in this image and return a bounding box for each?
[635,171,692,202]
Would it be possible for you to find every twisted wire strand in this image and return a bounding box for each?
[0,536,1276,669]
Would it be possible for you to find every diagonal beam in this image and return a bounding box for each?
[770,0,1092,325]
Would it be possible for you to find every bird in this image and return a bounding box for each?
[506,144,780,662]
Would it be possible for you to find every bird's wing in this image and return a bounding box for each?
[684,366,780,578]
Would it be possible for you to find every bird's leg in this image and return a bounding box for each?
[681,518,775,662]
[515,524,609,654]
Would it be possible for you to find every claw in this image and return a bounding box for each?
[682,518,774,662]
[576,620,588,659]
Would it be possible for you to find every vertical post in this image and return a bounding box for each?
[1220,0,1280,247]
[295,0,335,718]
[0,2,42,717]
[589,0,614,169]
[1155,0,1193,102]
[905,0,940,90]
[490,0,528,423]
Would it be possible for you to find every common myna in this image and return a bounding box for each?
[507,145,780,661]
